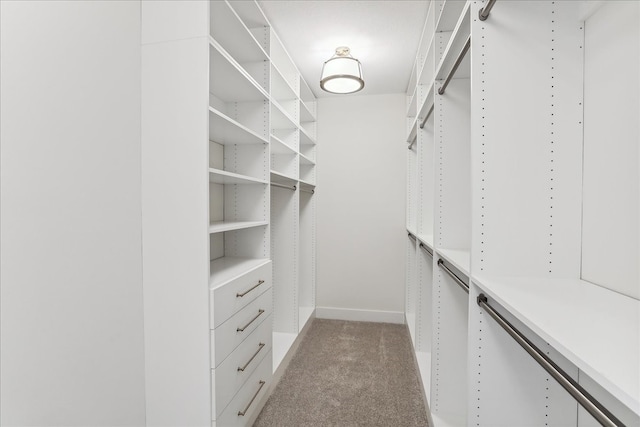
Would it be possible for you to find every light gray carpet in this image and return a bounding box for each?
[254,319,430,427]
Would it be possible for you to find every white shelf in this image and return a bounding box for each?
[270,134,296,155]
[435,0,468,32]
[269,29,299,96]
[209,39,268,103]
[299,127,316,145]
[473,275,640,416]
[209,220,268,234]
[209,107,268,146]
[209,257,270,289]
[298,153,315,166]
[435,2,471,81]
[271,63,298,102]
[228,0,270,30]
[209,168,267,185]
[299,181,315,194]
[273,331,297,372]
[210,1,268,65]
[299,75,316,105]
[270,171,297,187]
[437,248,470,277]
[417,234,434,251]
[271,101,297,130]
[298,179,315,188]
[299,100,315,123]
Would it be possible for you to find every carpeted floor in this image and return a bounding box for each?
[253,319,430,427]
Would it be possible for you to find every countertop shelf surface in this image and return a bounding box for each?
[473,275,640,416]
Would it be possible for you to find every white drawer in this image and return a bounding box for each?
[212,314,272,417]
[211,261,271,328]
[214,349,272,426]
[211,287,272,367]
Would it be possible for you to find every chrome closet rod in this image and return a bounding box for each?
[438,36,471,95]
[419,243,433,258]
[300,188,315,194]
[437,259,469,294]
[419,103,435,129]
[408,137,417,150]
[407,233,417,243]
[479,0,497,21]
[271,182,296,191]
[477,294,625,427]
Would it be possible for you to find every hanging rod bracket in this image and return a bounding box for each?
[477,293,487,306]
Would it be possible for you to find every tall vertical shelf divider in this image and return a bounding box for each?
[142,1,317,426]
[267,23,317,374]
[404,1,639,426]
[269,26,301,371]
[298,77,317,333]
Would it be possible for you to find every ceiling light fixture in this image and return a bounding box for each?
[320,46,364,94]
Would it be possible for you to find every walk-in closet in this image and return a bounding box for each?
[1,1,638,426]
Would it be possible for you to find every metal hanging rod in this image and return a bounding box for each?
[419,103,435,129]
[437,259,469,294]
[479,0,497,21]
[407,233,417,243]
[438,36,471,96]
[408,137,417,150]
[419,243,433,258]
[300,188,315,194]
[477,294,625,427]
[271,182,296,191]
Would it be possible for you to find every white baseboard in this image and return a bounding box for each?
[315,306,405,324]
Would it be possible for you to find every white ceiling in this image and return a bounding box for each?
[258,1,430,98]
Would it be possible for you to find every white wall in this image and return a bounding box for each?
[581,0,639,299]
[316,94,406,322]
[0,2,146,425]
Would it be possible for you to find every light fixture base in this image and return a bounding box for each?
[335,46,351,57]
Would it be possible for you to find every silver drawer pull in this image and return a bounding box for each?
[236,309,265,332]
[237,343,265,372]
[238,380,266,417]
[236,280,264,298]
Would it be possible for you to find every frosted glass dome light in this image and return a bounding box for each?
[320,46,364,94]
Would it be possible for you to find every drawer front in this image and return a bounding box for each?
[212,314,272,417]
[211,287,272,367]
[211,261,271,328]
[214,349,272,426]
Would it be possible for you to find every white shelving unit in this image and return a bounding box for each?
[268,21,318,375]
[208,3,273,424]
[142,1,317,425]
[404,1,639,426]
